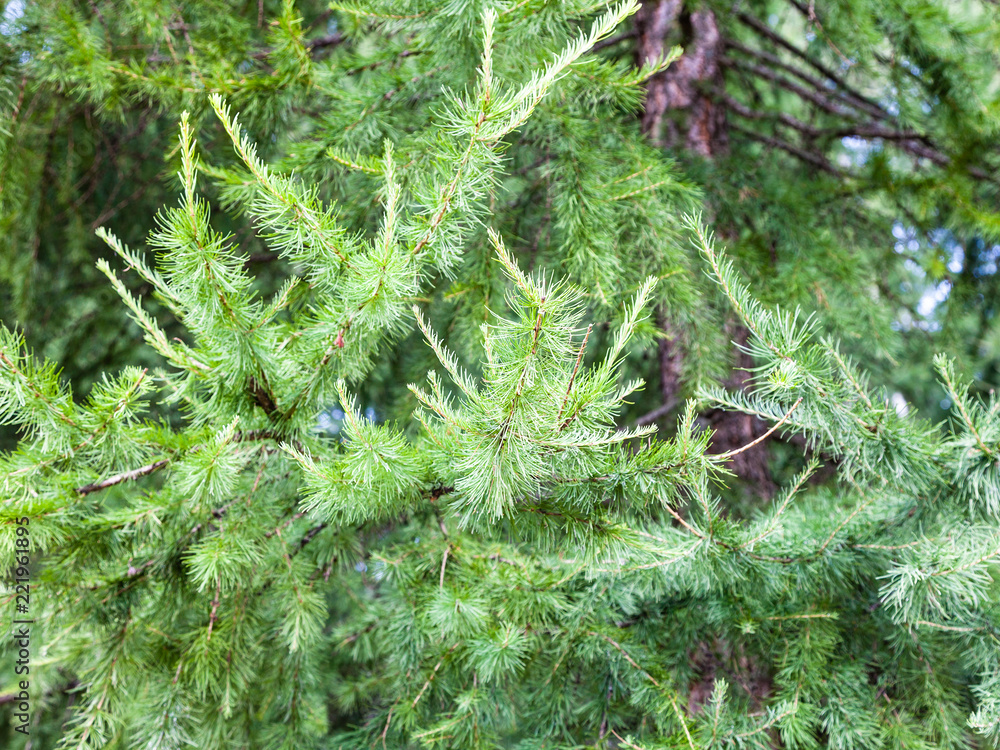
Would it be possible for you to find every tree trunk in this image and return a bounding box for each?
[638,3,771,493]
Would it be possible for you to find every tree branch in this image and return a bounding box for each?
[724,38,888,123]
[633,398,680,428]
[76,459,170,496]
[721,93,923,142]
[734,12,888,120]
[730,123,844,176]
[722,56,857,119]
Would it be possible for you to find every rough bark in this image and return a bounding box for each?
[636,0,683,144]
[706,325,776,497]
[637,2,723,152]
[685,72,728,156]
[656,308,683,405]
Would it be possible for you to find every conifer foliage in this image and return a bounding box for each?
[2,1,1000,749]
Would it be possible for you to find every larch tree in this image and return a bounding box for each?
[1,1,999,749]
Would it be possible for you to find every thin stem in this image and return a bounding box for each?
[719,397,802,459]
[76,459,170,496]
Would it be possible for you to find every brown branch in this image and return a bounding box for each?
[74,430,291,498]
[76,459,169,496]
[719,397,802,459]
[244,251,282,267]
[411,643,461,709]
[592,29,638,53]
[721,93,822,134]
[633,398,680,427]
[721,94,924,142]
[723,56,857,119]
[234,429,287,443]
[823,124,927,142]
[724,38,994,183]
[293,523,328,556]
[307,33,345,51]
[734,12,888,120]
[730,123,844,176]
[723,95,993,181]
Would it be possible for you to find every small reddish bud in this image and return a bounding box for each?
[335,330,345,348]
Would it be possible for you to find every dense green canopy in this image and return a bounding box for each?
[1,1,999,748]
